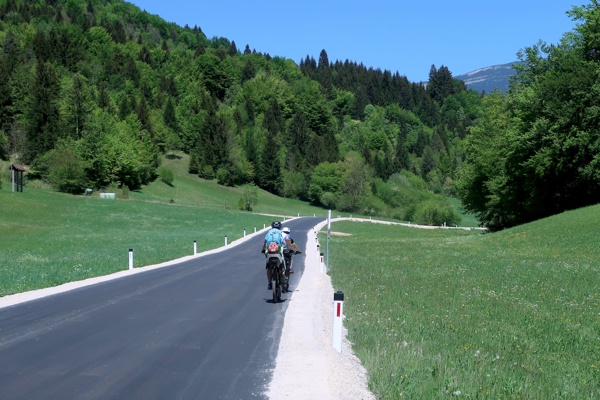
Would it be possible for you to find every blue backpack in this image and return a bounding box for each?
[265,228,283,253]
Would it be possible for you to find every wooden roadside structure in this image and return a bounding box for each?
[9,164,27,192]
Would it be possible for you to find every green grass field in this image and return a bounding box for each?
[0,153,332,296]
[322,206,600,399]
[0,185,278,296]
[448,196,479,228]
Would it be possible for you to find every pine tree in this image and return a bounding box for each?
[427,65,455,104]
[394,131,409,171]
[25,61,61,162]
[117,95,130,121]
[257,129,282,193]
[263,98,284,136]
[317,49,333,97]
[228,40,238,56]
[0,60,12,133]
[241,59,255,83]
[195,43,206,57]
[163,96,177,131]
[64,73,92,139]
[136,96,153,138]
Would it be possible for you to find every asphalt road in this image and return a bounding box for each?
[0,217,324,400]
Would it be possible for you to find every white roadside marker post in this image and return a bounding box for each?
[193,240,197,255]
[128,248,133,270]
[333,291,344,352]
[225,236,228,246]
[243,229,246,237]
[320,252,324,273]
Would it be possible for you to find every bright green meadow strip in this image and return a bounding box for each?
[0,186,274,297]
[324,207,599,399]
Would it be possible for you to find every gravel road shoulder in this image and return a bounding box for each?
[266,223,375,400]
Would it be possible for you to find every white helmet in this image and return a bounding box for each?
[282,227,291,234]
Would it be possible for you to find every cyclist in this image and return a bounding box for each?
[281,226,300,274]
[261,221,284,290]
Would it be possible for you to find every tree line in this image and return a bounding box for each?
[1,0,595,230]
[457,1,600,230]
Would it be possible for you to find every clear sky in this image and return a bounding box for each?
[128,0,579,83]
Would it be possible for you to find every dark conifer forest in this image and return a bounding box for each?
[1,0,598,230]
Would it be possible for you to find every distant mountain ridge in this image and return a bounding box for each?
[455,62,520,93]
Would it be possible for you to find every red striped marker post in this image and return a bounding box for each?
[333,291,344,352]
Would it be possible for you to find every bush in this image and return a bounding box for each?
[319,191,338,209]
[47,139,87,194]
[413,198,461,226]
[216,166,235,186]
[121,184,129,199]
[200,165,215,180]
[158,167,174,186]
[281,170,307,199]
[238,183,258,211]
[360,195,388,216]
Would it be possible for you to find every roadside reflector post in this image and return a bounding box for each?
[297,212,300,217]
[128,248,133,270]
[225,236,228,246]
[193,240,197,255]
[264,223,266,229]
[254,226,257,233]
[320,252,324,273]
[333,291,344,352]
[243,229,246,237]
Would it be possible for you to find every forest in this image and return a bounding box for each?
[1,0,599,230]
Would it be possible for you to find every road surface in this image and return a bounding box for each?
[0,217,323,399]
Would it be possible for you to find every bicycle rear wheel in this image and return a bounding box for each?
[272,273,278,303]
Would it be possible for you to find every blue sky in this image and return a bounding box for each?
[129,1,578,83]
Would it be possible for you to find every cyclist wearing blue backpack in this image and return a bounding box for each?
[261,221,284,290]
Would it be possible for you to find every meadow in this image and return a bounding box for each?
[0,185,280,296]
[0,154,333,296]
[323,207,599,399]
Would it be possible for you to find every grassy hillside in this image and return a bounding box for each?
[128,153,329,218]
[323,205,600,398]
